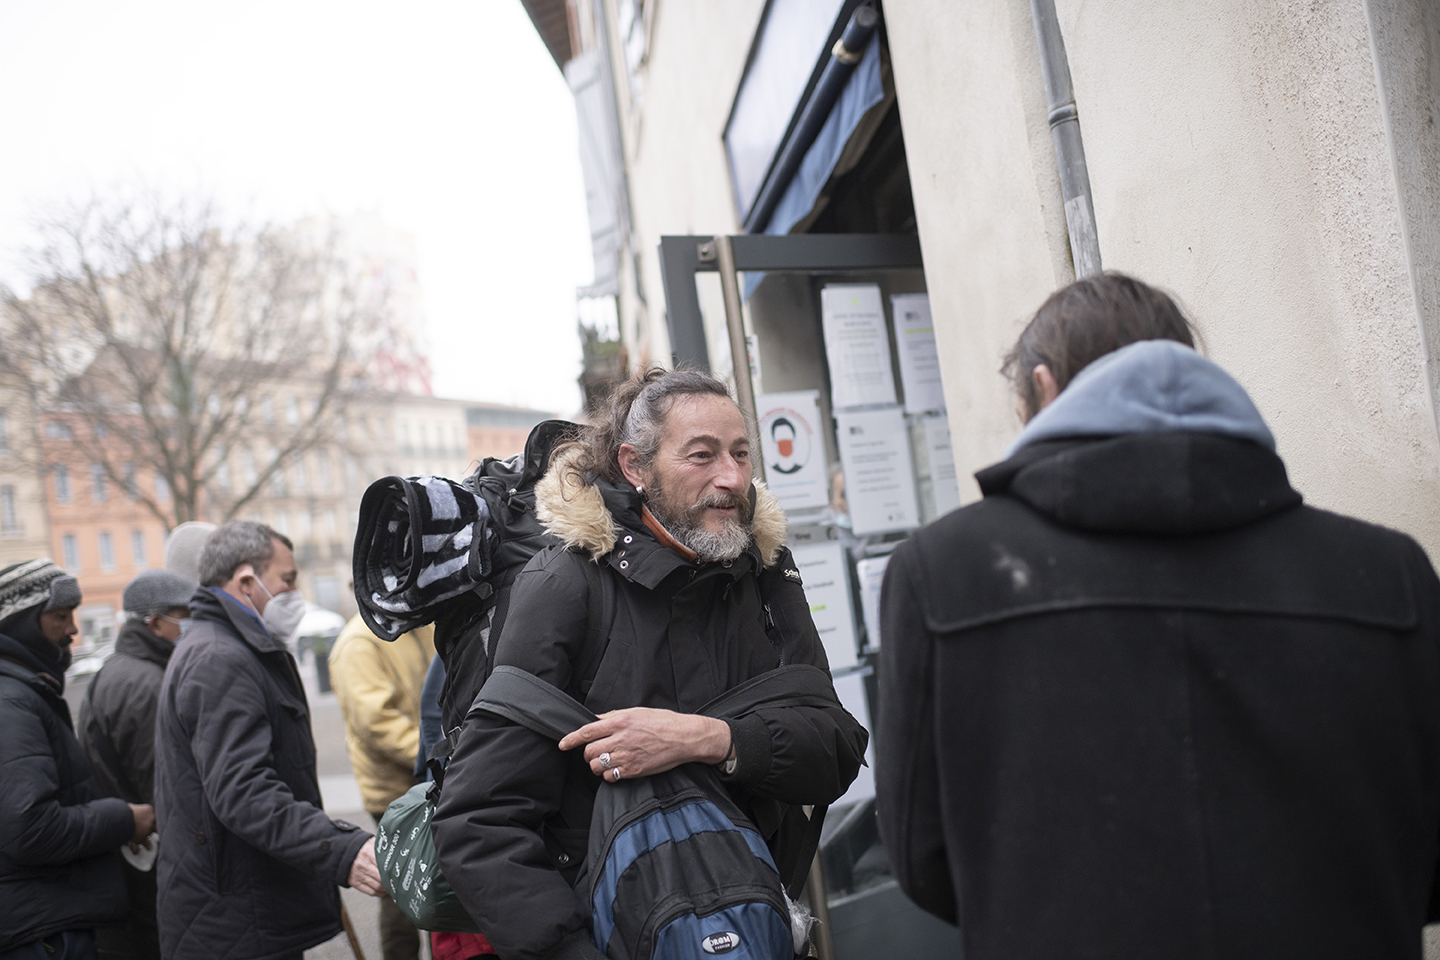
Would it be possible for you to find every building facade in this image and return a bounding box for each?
[0,380,52,570]
[524,1,1440,956]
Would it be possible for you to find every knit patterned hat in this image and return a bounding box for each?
[0,558,82,627]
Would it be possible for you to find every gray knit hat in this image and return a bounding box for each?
[165,522,217,583]
[0,559,82,626]
[123,569,198,618]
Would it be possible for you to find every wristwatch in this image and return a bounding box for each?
[719,745,738,776]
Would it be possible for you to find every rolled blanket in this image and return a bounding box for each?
[353,475,495,641]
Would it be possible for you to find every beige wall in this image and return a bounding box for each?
[887,0,1440,559]
[604,0,766,369]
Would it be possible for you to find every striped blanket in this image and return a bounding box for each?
[353,475,495,641]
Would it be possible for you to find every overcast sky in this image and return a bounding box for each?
[0,0,592,414]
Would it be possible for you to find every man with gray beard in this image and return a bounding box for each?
[433,368,868,960]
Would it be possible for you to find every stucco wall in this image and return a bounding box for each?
[884,0,1074,499]
[606,0,766,369]
[888,0,1440,559]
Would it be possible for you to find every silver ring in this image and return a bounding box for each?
[599,752,612,770]
[610,767,623,782]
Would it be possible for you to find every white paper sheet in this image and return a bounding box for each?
[821,284,896,410]
[756,391,829,512]
[837,406,920,535]
[922,415,961,516]
[855,555,890,650]
[892,293,946,414]
[790,541,858,670]
[832,672,875,806]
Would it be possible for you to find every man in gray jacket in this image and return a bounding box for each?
[154,522,382,960]
[80,568,195,960]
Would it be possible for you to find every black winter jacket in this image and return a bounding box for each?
[0,633,132,951]
[80,619,173,805]
[154,587,371,960]
[433,457,868,960]
[878,432,1440,960]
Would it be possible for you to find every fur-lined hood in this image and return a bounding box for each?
[535,446,788,567]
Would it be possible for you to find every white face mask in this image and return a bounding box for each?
[247,575,308,642]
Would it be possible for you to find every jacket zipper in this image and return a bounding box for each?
[764,603,786,667]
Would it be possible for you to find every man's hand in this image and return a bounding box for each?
[348,837,384,896]
[128,804,156,853]
[558,708,731,781]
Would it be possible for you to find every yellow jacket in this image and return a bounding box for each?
[328,615,436,815]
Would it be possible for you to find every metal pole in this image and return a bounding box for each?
[807,853,836,960]
[714,235,767,480]
[1030,0,1102,278]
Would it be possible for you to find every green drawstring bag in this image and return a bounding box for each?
[375,782,481,933]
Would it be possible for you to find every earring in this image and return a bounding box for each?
[634,484,643,493]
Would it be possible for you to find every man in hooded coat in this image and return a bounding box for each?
[877,273,1440,960]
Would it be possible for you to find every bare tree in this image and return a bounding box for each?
[0,192,396,528]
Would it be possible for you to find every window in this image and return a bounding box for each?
[0,485,17,533]
[273,510,289,535]
[62,533,80,571]
[0,411,9,452]
[207,393,221,417]
[316,452,332,488]
[123,463,138,499]
[131,530,148,569]
[285,396,300,426]
[90,463,107,502]
[155,473,170,503]
[54,464,72,503]
[297,510,312,540]
[216,457,231,492]
[242,449,258,486]
[45,422,72,440]
[324,509,338,538]
[261,396,274,425]
[98,532,115,573]
[293,456,308,492]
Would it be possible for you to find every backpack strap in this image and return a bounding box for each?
[572,556,618,699]
[471,665,597,740]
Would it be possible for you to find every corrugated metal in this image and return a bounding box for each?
[519,0,574,68]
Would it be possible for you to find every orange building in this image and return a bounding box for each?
[465,402,556,466]
[41,419,172,652]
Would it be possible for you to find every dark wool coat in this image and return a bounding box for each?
[79,617,176,960]
[80,618,174,805]
[877,433,1440,960]
[154,588,371,960]
[433,453,869,960]
[0,633,132,952]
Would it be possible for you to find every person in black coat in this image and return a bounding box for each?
[154,522,383,960]
[0,559,153,960]
[433,369,868,960]
[877,273,1440,960]
[79,569,196,960]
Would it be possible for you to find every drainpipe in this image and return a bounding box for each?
[744,4,880,234]
[1030,0,1102,278]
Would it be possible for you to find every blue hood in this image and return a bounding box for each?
[1007,340,1274,456]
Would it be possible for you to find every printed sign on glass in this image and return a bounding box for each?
[756,391,829,512]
